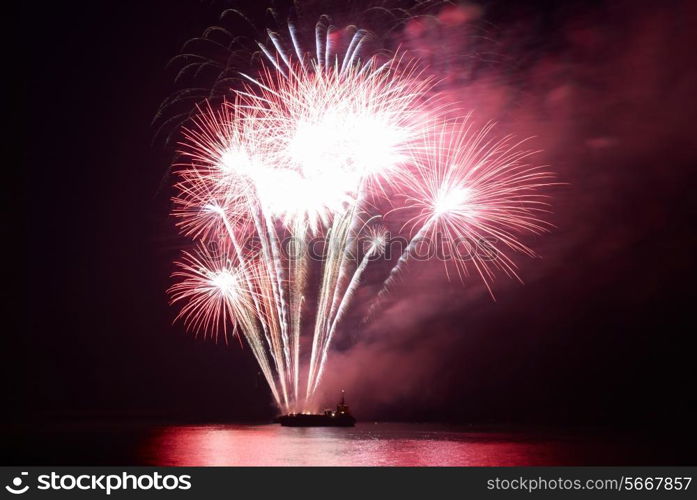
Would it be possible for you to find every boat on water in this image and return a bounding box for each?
[275,392,356,427]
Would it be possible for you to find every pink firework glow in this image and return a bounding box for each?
[166,18,555,413]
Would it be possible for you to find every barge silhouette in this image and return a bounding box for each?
[275,392,356,427]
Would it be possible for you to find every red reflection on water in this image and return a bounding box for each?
[139,423,588,466]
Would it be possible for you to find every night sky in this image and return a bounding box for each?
[13,0,697,430]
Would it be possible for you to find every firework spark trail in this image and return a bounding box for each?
[288,223,306,401]
[311,226,387,395]
[330,226,388,336]
[307,185,370,398]
[314,215,355,392]
[249,205,291,408]
[286,217,310,401]
[217,209,277,369]
[364,216,436,323]
[216,197,290,407]
[326,185,367,331]
[307,184,369,395]
[305,211,352,400]
[166,17,554,412]
[261,209,292,385]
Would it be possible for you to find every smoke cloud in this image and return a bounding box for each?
[315,0,697,420]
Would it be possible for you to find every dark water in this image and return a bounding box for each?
[6,422,693,466]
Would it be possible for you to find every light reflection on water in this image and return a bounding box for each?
[138,423,620,466]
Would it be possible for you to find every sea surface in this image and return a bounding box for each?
[5,421,692,466]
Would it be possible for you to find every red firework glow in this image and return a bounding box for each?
[166,18,555,413]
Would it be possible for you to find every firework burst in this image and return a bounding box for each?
[369,118,555,309]
[165,16,554,413]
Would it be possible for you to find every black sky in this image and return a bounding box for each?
[13,0,697,429]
